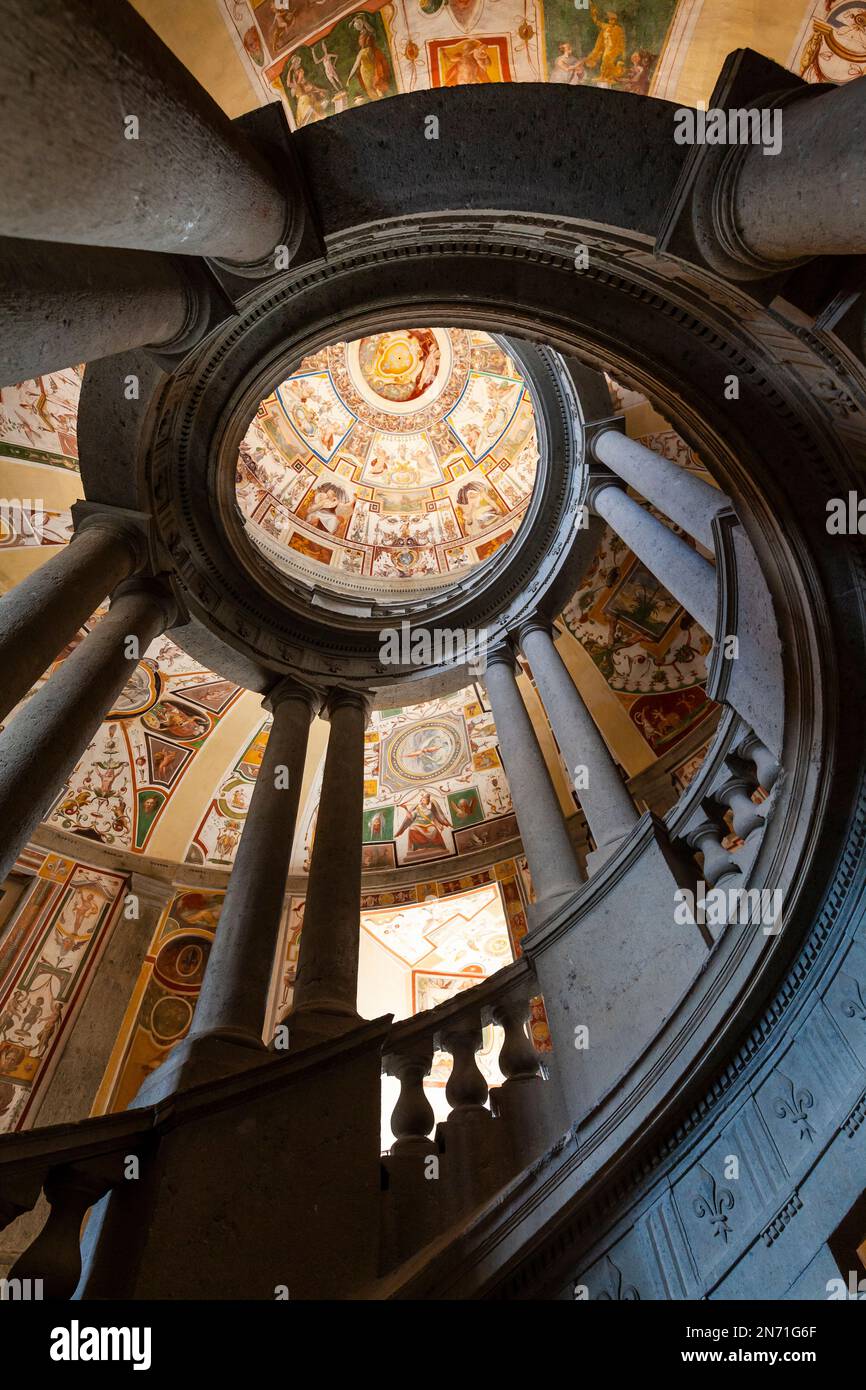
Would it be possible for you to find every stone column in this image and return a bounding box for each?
[484,645,583,924]
[0,236,194,388]
[290,687,370,1046]
[727,79,866,265]
[591,427,729,550]
[0,578,175,883]
[0,514,146,725]
[188,679,320,1049]
[1,0,289,265]
[517,617,638,871]
[589,479,717,635]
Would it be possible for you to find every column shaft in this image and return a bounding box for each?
[0,237,191,387]
[519,621,637,855]
[0,0,288,263]
[0,583,172,883]
[484,652,583,923]
[591,483,717,634]
[291,691,368,1036]
[592,428,728,550]
[733,80,866,263]
[0,521,142,724]
[189,687,315,1047]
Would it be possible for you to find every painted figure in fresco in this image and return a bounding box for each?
[450,792,480,823]
[443,38,492,86]
[456,481,502,535]
[286,54,329,126]
[144,702,209,741]
[551,41,586,84]
[347,16,390,101]
[0,991,27,1040]
[396,792,450,856]
[34,999,63,1055]
[0,1041,25,1074]
[585,5,626,86]
[151,744,182,783]
[17,998,43,1034]
[623,48,656,95]
[215,821,242,861]
[312,40,343,92]
[265,2,296,56]
[306,481,353,535]
[92,759,124,800]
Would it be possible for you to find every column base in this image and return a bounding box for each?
[528,882,583,930]
[129,1030,269,1107]
[585,838,626,876]
[278,1002,362,1052]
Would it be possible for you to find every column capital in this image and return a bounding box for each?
[263,675,323,720]
[585,469,626,513]
[71,501,151,571]
[321,685,374,726]
[484,640,519,673]
[110,575,179,632]
[585,415,626,462]
[514,613,555,648]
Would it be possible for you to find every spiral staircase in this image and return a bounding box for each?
[0,3,864,1301]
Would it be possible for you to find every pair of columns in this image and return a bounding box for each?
[0,0,293,385]
[484,424,733,916]
[589,425,726,636]
[0,511,178,885]
[0,502,372,1077]
[484,624,634,922]
[3,1,866,388]
[187,683,371,1058]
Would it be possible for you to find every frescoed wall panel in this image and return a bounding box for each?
[0,851,126,1133]
[220,0,689,129]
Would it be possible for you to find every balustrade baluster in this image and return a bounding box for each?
[384,1044,436,1156]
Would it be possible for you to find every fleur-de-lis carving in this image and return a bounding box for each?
[692,1164,735,1242]
[595,1254,639,1301]
[773,1071,816,1143]
[840,973,866,1024]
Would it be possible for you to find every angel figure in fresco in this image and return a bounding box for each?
[585,5,626,86]
[347,17,390,101]
[396,792,450,857]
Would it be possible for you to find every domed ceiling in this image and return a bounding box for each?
[235,328,539,587]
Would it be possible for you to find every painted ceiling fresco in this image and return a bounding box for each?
[4,621,247,856]
[236,329,538,584]
[792,1,866,82]
[0,357,724,870]
[0,368,81,474]
[302,686,520,873]
[220,0,695,127]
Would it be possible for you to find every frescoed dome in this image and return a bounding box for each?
[234,328,539,587]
